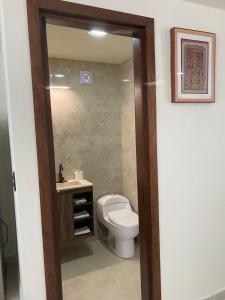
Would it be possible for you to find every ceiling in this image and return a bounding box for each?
[183,0,225,10]
[46,24,133,64]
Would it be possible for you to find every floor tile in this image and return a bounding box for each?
[61,239,141,300]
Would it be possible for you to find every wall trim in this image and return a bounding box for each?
[26,1,161,300]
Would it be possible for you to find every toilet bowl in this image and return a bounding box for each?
[97,194,139,259]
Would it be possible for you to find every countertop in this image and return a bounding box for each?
[56,179,93,192]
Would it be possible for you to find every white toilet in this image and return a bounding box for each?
[97,194,139,259]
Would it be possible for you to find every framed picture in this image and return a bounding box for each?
[171,27,216,103]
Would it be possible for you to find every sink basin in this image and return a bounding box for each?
[56,180,93,192]
[57,181,82,190]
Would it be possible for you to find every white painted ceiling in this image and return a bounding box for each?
[46,24,133,64]
[183,0,225,10]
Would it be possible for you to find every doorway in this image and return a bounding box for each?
[47,24,141,299]
[26,1,161,300]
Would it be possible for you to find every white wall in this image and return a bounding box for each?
[1,0,225,299]
[0,0,46,299]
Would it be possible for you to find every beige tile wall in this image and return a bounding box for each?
[49,57,138,213]
[120,58,138,213]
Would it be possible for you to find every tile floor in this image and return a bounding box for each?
[4,239,141,300]
[61,239,141,300]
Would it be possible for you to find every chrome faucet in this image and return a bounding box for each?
[59,163,65,183]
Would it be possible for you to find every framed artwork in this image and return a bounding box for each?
[171,27,216,103]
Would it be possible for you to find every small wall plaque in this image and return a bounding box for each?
[80,71,93,85]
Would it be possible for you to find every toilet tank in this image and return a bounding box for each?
[97,194,131,221]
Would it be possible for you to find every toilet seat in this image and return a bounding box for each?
[108,209,138,228]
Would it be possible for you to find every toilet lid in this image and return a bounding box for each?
[108,210,138,228]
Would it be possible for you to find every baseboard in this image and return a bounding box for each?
[203,288,225,300]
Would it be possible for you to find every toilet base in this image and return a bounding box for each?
[108,232,135,259]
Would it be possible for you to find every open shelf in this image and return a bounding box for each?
[73,202,92,208]
[74,231,94,239]
[74,215,93,223]
[58,184,94,243]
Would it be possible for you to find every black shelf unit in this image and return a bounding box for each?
[58,185,94,243]
[73,187,94,237]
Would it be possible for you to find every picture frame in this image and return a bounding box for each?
[171,27,216,103]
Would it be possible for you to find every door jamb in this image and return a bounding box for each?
[26,1,161,300]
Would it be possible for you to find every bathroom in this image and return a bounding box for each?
[47,24,141,299]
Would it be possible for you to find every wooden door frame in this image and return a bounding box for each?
[26,1,161,300]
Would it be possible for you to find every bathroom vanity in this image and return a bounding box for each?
[56,180,94,243]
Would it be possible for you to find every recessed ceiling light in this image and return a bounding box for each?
[122,79,131,82]
[88,29,107,38]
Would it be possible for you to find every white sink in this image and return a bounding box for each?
[56,180,93,192]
